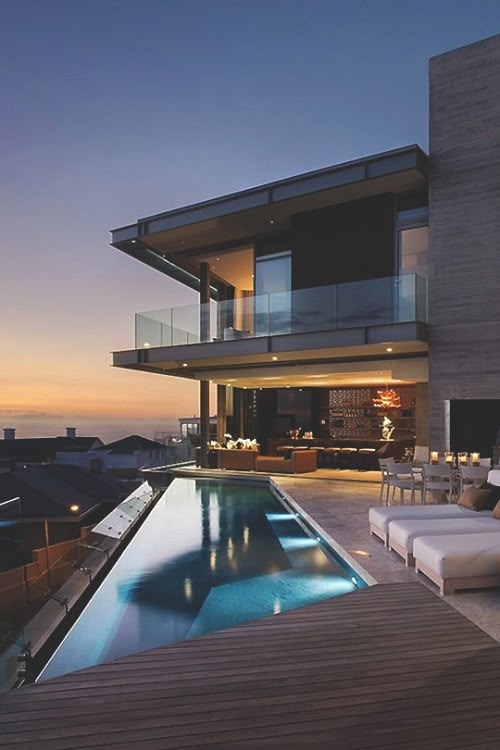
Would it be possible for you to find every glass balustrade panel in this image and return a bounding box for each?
[133,275,425,348]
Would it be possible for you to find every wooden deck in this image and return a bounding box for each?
[1,583,500,749]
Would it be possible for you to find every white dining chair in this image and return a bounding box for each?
[386,460,417,506]
[422,463,453,505]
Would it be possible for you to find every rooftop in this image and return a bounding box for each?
[110,145,428,289]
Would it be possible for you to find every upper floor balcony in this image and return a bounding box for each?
[135,274,427,351]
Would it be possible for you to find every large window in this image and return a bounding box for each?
[399,226,429,277]
[254,251,291,335]
[396,201,428,278]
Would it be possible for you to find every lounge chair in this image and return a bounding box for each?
[414,532,500,594]
[368,504,491,546]
[388,516,500,566]
[369,468,500,546]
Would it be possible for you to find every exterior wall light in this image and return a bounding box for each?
[70,504,80,513]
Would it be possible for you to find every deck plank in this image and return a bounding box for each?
[1,583,499,749]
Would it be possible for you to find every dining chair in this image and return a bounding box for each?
[422,463,453,505]
[458,464,490,497]
[385,460,416,506]
[378,458,391,503]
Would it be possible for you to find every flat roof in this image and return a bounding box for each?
[111,144,428,289]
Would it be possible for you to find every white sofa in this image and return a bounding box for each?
[388,516,500,566]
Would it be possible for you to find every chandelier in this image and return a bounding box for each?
[372,387,401,409]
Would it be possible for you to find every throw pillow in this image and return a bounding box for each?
[478,482,500,507]
[492,500,500,520]
[458,486,493,511]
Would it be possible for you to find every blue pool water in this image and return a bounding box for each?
[39,478,364,681]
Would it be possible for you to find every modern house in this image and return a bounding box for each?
[111,34,500,466]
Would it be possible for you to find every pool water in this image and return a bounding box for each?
[39,478,364,681]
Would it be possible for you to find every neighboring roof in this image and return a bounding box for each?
[0,465,128,519]
[0,469,98,519]
[0,436,103,462]
[43,465,127,502]
[96,435,165,453]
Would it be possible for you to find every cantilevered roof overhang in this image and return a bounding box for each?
[110,145,428,291]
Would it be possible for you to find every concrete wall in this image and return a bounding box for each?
[428,34,500,450]
[415,382,429,447]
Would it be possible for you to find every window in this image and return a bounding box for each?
[254,251,291,335]
[398,226,429,277]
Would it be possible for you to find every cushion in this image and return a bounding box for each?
[479,481,500,505]
[493,501,500,520]
[368,504,492,535]
[389,517,499,552]
[458,486,493,511]
[414,532,500,578]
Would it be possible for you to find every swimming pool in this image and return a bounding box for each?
[39,477,365,681]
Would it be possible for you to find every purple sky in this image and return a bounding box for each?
[2,0,500,441]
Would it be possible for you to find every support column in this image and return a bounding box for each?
[232,388,245,438]
[200,262,211,342]
[415,383,429,447]
[200,379,210,468]
[217,384,227,443]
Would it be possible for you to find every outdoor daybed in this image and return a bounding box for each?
[370,469,500,594]
[368,504,490,546]
[388,515,500,566]
[414,532,500,595]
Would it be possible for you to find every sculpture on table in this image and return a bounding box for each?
[381,416,395,441]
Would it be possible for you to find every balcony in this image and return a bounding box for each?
[135,275,427,350]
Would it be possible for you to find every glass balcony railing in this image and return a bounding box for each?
[0,482,156,691]
[135,274,427,349]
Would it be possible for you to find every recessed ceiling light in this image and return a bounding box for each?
[386,347,393,352]
[182,363,188,367]
[272,356,278,361]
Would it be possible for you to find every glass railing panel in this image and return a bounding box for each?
[253,293,270,337]
[136,313,163,349]
[133,274,427,348]
[337,276,397,328]
[395,274,417,323]
[0,482,156,691]
[290,285,337,334]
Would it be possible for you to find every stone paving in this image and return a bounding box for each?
[273,476,500,642]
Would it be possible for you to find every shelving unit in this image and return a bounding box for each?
[323,386,416,440]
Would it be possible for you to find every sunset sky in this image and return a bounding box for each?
[2,0,500,441]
